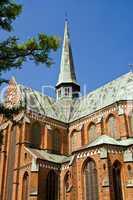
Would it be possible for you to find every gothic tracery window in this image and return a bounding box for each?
[22,172,29,200]
[84,159,98,200]
[53,130,60,154]
[46,170,59,200]
[112,161,123,200]
[88,123,96,142]
[108,115,117,138]
[71,132,77,151]
[71,130,82,151]
[30,122,41,148]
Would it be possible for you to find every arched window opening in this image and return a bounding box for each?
[30,122,41,148]
[71,132,77,151]
[107,115,117,138]
[84,159,98,200]
[65,87,70,96]
[71,130,82,151]
[46,170,59,200]
[22,172,29,200]
[112,161,123,200]
[88,123,96,143]
[53,130,60,154]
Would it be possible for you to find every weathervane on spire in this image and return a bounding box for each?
[128,64,133,72]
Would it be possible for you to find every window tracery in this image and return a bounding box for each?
[84,159,98,200]
[30,122,41,148]
[88,123,96,142]
[108,115,117,138]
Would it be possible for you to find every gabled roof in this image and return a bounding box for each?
[4,72,133,123]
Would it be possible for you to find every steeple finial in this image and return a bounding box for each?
[56,19,80,100]
[65,12,68,21]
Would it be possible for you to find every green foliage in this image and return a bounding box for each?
[0,34,59,74]
[0,0,22,31]
[0,0,60,83]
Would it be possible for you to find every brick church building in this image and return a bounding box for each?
[0,20,133,200]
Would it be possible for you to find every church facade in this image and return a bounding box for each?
[0,20,133,200]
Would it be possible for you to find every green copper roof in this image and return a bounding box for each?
[56,20,78,86]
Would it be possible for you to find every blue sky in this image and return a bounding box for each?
[1,0,133,96]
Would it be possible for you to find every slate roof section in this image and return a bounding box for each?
[74,135,133,152]
[69,72,133,122]
[18,85,59,119]
[26,147,72,164]
[88,135,133,148]
[17,72,133,123]
[88,135,120,147]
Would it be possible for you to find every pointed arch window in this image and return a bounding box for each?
[84,159,98,200]
[22,172,29,200]
[46,170,59,200]
[64,87,70,96]
[108,115,117,138]
[71,130,82,151]
[30,122,41,148]
[112,161,123,200]
[53,130,60,154]
[88,123,96,142]
[72,132,77,150]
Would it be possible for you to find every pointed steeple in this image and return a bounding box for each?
[56,20,80,100]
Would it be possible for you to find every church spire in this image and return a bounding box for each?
[56,19,80,100]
